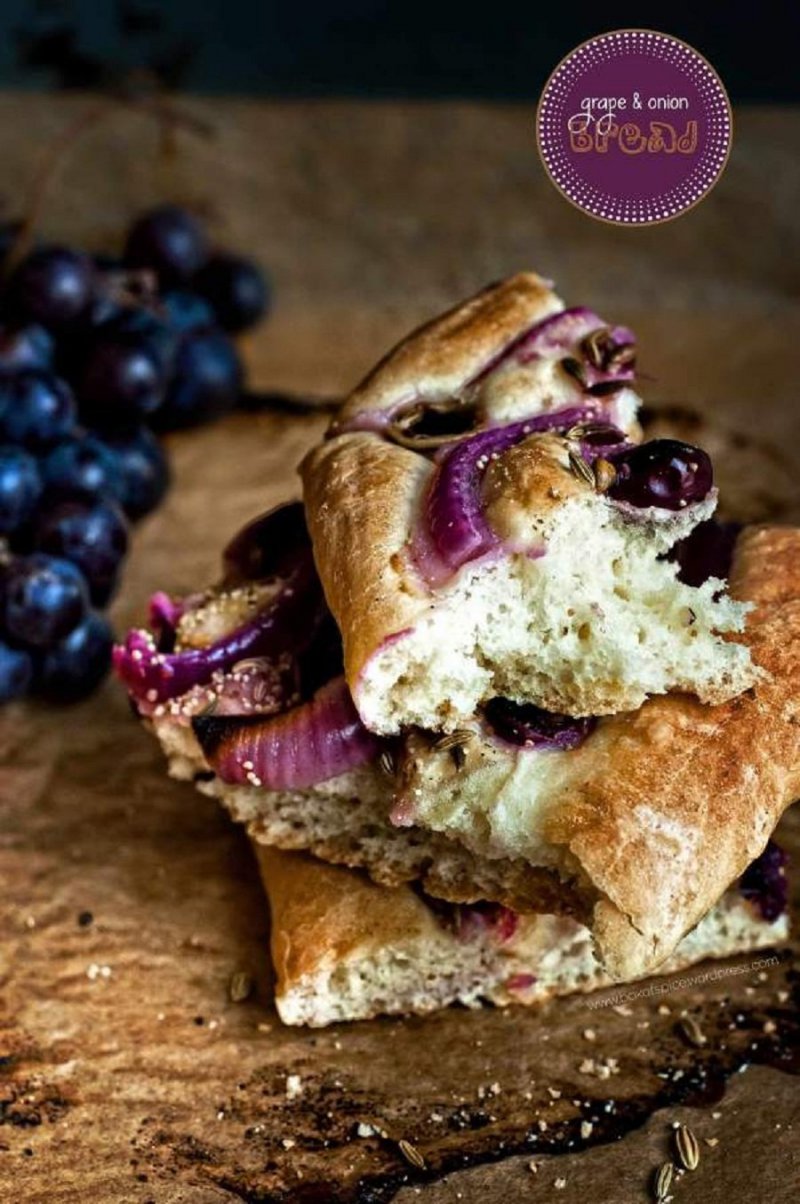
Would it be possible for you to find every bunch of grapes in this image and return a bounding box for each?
[0,205,269,704]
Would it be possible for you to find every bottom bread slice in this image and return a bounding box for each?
[254,844,787,1027]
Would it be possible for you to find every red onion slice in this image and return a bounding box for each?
[337,306,635,435]
[415,403,611,583]
[474,306,635,387]
[148,591,185,650]
[193,675,381,789]
[114,559,324,705]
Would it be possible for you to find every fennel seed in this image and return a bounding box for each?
[678,1016,707,1048]
[653,1161,674,1202]
[568,449,596,489]
[379,748,397,778]
[675,1123,700,1171]
[398,1138,427,1170]
[433,730,473,753]
[229,971,253,1003]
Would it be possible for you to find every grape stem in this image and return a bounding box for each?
[5,89,216,277]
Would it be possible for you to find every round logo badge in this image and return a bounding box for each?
[536,30,732,226]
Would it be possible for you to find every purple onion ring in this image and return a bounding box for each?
[193,675,381,789]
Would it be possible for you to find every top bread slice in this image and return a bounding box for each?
[301,274,756,732]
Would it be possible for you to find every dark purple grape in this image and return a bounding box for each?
[162,290,214,332]
[34,497,129,607]
[5,245,95,330]
[42,433,122,501]
[99,426,169,519]
[607,440,713,511]
[0,638,32,702]
[0,446,42,534]
[222,500,309,585]
[669,519,742,587]
[0,324,54,375]
[194,254,269,333]
[34,611,113,702]
[154,327,242,429]
[0,370,77,449]
[483,697,596,751]
[124,205,209,287]
[739,841,789,922]
[76,331,169,426]
[2,553,88,647]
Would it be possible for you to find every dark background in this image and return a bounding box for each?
[2,0,799,101]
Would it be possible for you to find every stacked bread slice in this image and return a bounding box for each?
[116,273,796,1025]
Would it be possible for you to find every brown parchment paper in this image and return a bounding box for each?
[1,95,799,1202]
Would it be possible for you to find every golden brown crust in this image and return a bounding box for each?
[402,526,800,978]
[254,844,442,987]
[332,272,562,430]
[301,431,433,691]
[561,525,800,976]
[481,433,583,544]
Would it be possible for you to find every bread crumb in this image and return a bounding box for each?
[580,1120,593,1139]
[582,1028,596,1041]
[286,1074,303,1100]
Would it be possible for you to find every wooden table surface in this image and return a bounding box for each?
[1,96,799,1203]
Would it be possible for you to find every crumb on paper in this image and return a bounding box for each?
[657,1004,671,1015]
[578,1056,619,1079]
[613,1004,633,1017]
[357,1122,387,1139]
[86,963,112,981]
[582,1028,596,1041]
[286,1074,303,1100]
[554,1177,567,1189]
[282,1137,295,1150]
[581,1120,593,1139]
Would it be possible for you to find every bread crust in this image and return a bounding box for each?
[332,272,563,431]
[301,431,433,693]
[255,843,787,1026]
[401,526,800,979]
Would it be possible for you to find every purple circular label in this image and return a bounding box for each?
[536,30,732,225]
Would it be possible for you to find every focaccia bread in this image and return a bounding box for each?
[301,275,756,731]
[134,520,800,981]
[255,844,788,1027]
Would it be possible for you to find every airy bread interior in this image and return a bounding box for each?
[357,482,754,733]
